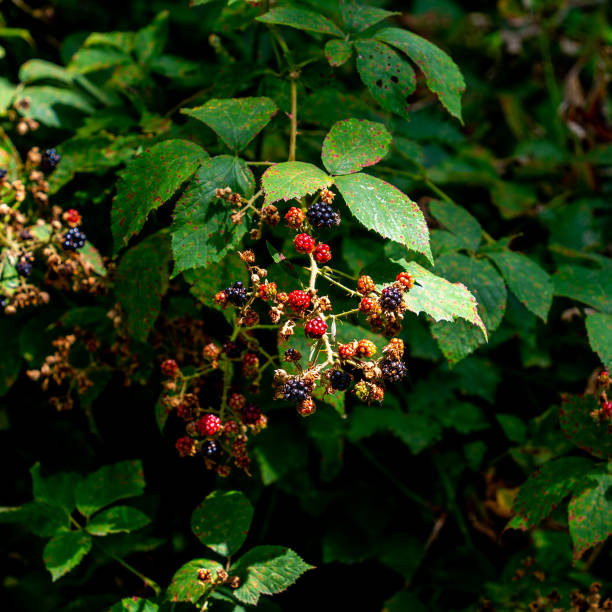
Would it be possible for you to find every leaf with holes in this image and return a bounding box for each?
[568,470,612,561]
[325,39,352,67]
[375,27,466,121]
[261,161,332,206]
[191,490,254,557]
[232,546,314,606]
[43,531,92,581]
[87,506,151,536]
[181,97,277,151]
[553,265,612,313]
[354,40,415,118]
[171,156,253,275]
[256,7,344,37]
[487,250,553,322]
[586,312,612,372]
[559,394,612,460]
[115,232,172,341]
[167,559,224,603]
[429,199,482,252]
[340,0,399,33]
[75,460,146,517]
[507,457,593,531]
[322,118,391,176]
[111,139,207,252]
[335,172,431,263]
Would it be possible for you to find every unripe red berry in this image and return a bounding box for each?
[338,341,357,359]
[258,282,277,301]
[357,275,375,294]
[197,413,222,436]
[296,398,316,417]
[294,233,316,254]
[64,208,81,227]
[320,188,334,204]
[242,353,259,376]
[288,289,310,312]
[602,401,612,417]
[223,420,240,435]
[217,465,231,478]
[203,342,221,360]
[228,393,246,412]
[161,359,179,378]
[277,292,289,304]
[359,297,378,314]
[356,339,376,358]
[314,243,331,264]
[241,403,262,424]
[175,436,196,457]
[396,271,415,290]
[285,206,305,228]
[215,290,228,306]
[304,317,327,339]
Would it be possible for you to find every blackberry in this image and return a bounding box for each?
[330,370,351,391]
[0,296,7,309]
[202,439,221,459]
[307,201,340,228]
[0,168,7,179]
[380,286,402,309]
[284,348,301,362]
[225,281,248,306]
[41,148,61,171]
[282,378,309,401]
[242,403,262,424]
[63,227,86,251]
[16,260,33,277]
[223,340,242,358]
[381,359,407,382]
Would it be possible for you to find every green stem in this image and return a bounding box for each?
[288,74,298,162]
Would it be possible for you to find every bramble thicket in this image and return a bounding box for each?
[1,1,612,611]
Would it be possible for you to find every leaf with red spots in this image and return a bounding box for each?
[115,231,172,342]
[507,457,593,531]
[487,250,553,322]
[261,161,332,206]
[111,139,207,253]
[191,490,254,557]
[553,264,612,313]
[325,39,352,67]
[334,172,432,264]
[353,40,415,118]
[171,155,254,275]
[322,118,391,176]
[87,505,151,536]
[75,460,146,517]
[108,597,159,612]
[232,546,314,606]
[559,394,612,459]
[256,7,344,37]
[181,97,277,151]
[375,27,466,121]
[429,199,482,252]
[585,312,612,372]
[568,469,612,561]
[340,0,399,33]
[80,241,107,277]
[43,531,92,581]
[167,558,223,603]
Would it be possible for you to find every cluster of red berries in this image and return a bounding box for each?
[293,233,332,264]
[590,370,612,427]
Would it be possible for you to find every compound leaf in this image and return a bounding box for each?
[261,161,331,206]
[256,8,344,37]
[43,531,92,581]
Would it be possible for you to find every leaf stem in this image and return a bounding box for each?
[288,73,298,162]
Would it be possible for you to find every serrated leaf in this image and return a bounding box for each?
[116,232,172,341]
[568,470,612,561]
[488,250,553,322]
[375,27,466,121]
[335,172,431,263]
[191,490,254,557]
[111,139,207,252]
[109,598,159,612]
[559,394,612,460]
[75,460,146,517]
[322,118,391,176]
[508,457,593,531]
[354,40,415,118]
[171,156,254,275]
[0,500,70,537]
[553,265,612,313]
[256,8,344,37]
[19,59,74,84]
[340,0,399,33]
[232,546,314,606]
[18,86,95,127]
[261,161,331,206]
[324,39,352,67]
[167,558,223,603]
[43,531,92,581]
[80,241,107,277]
[68,47,131,74]
[181,97,277,151]
[31,463,81,514]
[585,313,612,372]
[429,199,482,252]
[496,414,527,443]
[87,506,151,536]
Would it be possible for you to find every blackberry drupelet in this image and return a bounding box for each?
[330,370,351,391]
[380,286,402,309]
[41,148,61,171]
[63,227,86,250]
[16,259,33,277]
[306,201,340,228]
[282,378,309,401]
[242,403,262,424]
[381,359,407,382]
[202,439,221,459]
[225,281,248,306]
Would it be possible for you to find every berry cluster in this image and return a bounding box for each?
[63,227,87,251]
[590,370,612,428]
[307,201,340,228]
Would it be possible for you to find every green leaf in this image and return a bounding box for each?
[80,241,107,277]
[171,156,254,275]
[232,546,314,606]
[340,0,399,33]
[191,490,254,557]
[353,40,415,118]
[375,27,466,121]
[559,394,612,460]
[0,318,21,396]
[181,97,277,151]
[568,470,612,561]
[167,558,223,604]
[261,161,332,206]
[508,457,593,531]
[75,460,146,517]
[429,199,482,252]
[18,86,95,127]
[116,232,172,341]
[109,598,159,612]
[87,506,151,536]
[384,591,428,612]
[435,402,489,434]
[586,313,612,372]
[322,118,391,176]
[31,464,81,514]
[553,265,612,314]
[19,59,74,84]
[325,39,352,67]
[68,47,131,74]
[111,139,207,252]
[335,172,432,263]
[0,501,70,537]
[487,250,553,322]
[135,10,168,65]
[496,414,527,444]
[43,531,92,581]
[256,8,344,37]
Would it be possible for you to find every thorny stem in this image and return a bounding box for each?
[318,270,361,297]
[308,254,318,291]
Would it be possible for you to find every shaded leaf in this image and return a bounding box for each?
[429,199,482,252]
[167,558,223,603]
[0,318,21,396]
[325,39,352,67]
[585,312,612,372]
[31,463,81,514]
[18,86,95,127]
[261,161,331,206]
[0,501,70,537]
[109,598,159,612]
[43,531,92,581]
[553,265,612,314]
[496,414,527,444]
[340,0,399,33]
[87,506,151,536]
[256,8,344,37]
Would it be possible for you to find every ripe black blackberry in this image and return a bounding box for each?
[225,281,247,306]
[0,296,7,309]
[16,259,33,277]
[41,148,61,171]
[0,168,7,179]
[284,348,302,362]
[380,286,402,309]
[63,227,86,251]
[282,378,309,401]
[202,439,221,459]
[242,403,261,424]
[381,359,407,382]
[223,340,242,358]
[330,370,351,391]
[306,202,340,228]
